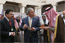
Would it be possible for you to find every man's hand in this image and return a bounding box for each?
[40,24,44,27]
[31,27,36,31]
[23,24,28,29]
[40,26,49,30]
[9,32,15,36]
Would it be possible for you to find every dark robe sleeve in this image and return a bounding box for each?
[54,15,64,43]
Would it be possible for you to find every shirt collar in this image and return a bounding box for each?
[28,16,33,19]
[5,16,9,22]
[28,16,34,19]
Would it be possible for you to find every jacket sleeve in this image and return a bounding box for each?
[1,21,9,37]
[20,19,27,31]
[34,17,41,31]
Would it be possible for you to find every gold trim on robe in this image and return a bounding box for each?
[53,14,59,43]
[47,30,50,43]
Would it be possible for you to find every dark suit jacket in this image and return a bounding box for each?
[0,18,16,42]
[21,16,40,43]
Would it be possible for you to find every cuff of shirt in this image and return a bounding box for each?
[9,32,12,36]
[34,28,36,31]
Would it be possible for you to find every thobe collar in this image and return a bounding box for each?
[61,14,64,18]
[61,14,65,23]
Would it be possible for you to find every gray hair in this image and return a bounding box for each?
[26,8,34,15]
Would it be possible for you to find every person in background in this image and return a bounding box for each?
[16,16,22,27]
[0,14,2,21]
[16,15,24,42]
[42,14,49,43]
[0,14,4,21]
[21,8,40,43]
[12,15,22,42]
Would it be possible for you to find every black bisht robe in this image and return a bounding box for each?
[54,15,65,43]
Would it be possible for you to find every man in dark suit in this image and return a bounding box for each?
[21,8,40,43]
[0,9,16,43]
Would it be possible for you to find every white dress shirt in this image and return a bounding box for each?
[28,16,36,31]
[28,16,32,27]
[61,14,65,23]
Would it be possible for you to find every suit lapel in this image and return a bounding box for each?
[31,17,34,27]
[4,18,11,28]
[27,17,29,26]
